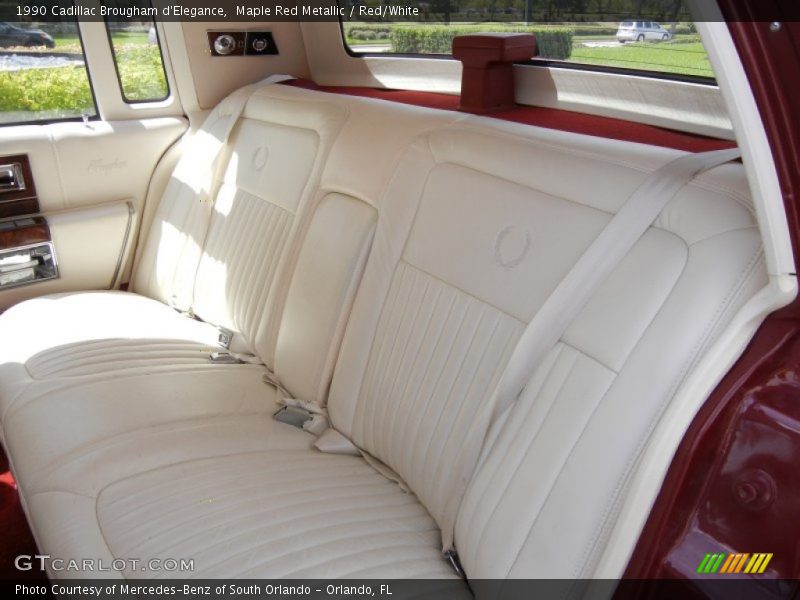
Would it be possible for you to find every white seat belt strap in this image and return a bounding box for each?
[440,147,741,552]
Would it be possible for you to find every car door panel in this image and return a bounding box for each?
[0,117,187,311]
[0,200,131,309]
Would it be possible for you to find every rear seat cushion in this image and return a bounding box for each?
[3,368,288,492]
[4,369,466,583]
[0,291,219,422]
[27,451,465,581]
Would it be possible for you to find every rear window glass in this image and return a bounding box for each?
[343,20,714,81]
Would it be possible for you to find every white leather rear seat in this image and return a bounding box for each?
[0,85,765,582]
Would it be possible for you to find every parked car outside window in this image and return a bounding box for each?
[0,22,55,48]
[617,21,672,43]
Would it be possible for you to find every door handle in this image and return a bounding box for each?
[0,256,39,274]
[0,249,50,273]
[0,163,25,193]
[0,242,58,289]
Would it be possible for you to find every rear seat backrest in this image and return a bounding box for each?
[329,125,626,531]
[328,122,766,554]
[133,90,349,359]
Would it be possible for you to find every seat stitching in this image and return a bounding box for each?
[102,463,386,522]
[372,267,431,458]
[188,509,437,574]
[429,124,656,173]
[415,300,489,501]
[386,281,446,467]
[400,285,468,478]
[347,155,439,435]
[122,486,426,560]
[375,268,433,458]
[401,260,526,324]
[428,309,505,505]
[362,264,417,451]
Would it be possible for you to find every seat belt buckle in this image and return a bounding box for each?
[217,327,234,349]
[209,351,243,365]
[273,405,313,429]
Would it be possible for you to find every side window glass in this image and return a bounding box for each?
[104,1,169,103]
[0,17,97,125]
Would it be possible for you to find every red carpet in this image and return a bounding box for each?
[0,446,45,580]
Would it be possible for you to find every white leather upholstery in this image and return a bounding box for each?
[34,451,460,580]
[273,192,376,405]
[0,83,767,583]
[0,291,220,421]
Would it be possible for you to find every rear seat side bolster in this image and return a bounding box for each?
[249,88,465,379]
[245,110,353,366]
[128,136,185,288]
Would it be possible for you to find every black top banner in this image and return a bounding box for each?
[0,0,797,23]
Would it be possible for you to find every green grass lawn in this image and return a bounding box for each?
[345,22,712,79]
[109,31,149,45]
[110,44,168,101]
[53,35,80,50]
[346,37,389,46]
[568,41,713,78]
[347,35,713,78]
